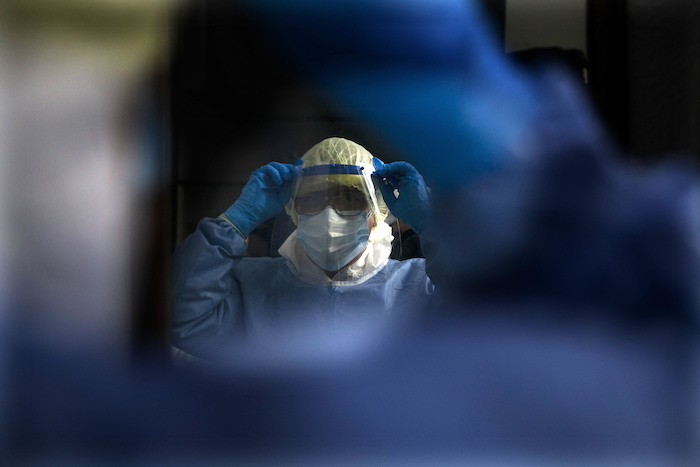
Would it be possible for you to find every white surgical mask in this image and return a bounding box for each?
[296,206,370,272]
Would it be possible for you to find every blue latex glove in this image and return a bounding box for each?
[223,162,296,238]
[373,159,431,235]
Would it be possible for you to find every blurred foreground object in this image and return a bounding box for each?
[1,0,180,354]
[1,1,180,461]
[3,0,176,75]
[248,0,539,188]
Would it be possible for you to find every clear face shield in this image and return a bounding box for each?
[287,164,382,272]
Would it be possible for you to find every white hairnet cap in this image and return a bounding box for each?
[300,137,374,167]
[286,137,389,226]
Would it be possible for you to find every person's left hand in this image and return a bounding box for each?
[373,159,431,235]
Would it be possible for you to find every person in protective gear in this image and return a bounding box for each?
[172,137,433,360]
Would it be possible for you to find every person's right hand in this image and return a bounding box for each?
[223,162,296,238]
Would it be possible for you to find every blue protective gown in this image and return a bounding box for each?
[172,219,434,358]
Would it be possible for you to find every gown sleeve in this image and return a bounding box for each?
[171,217,249,358]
